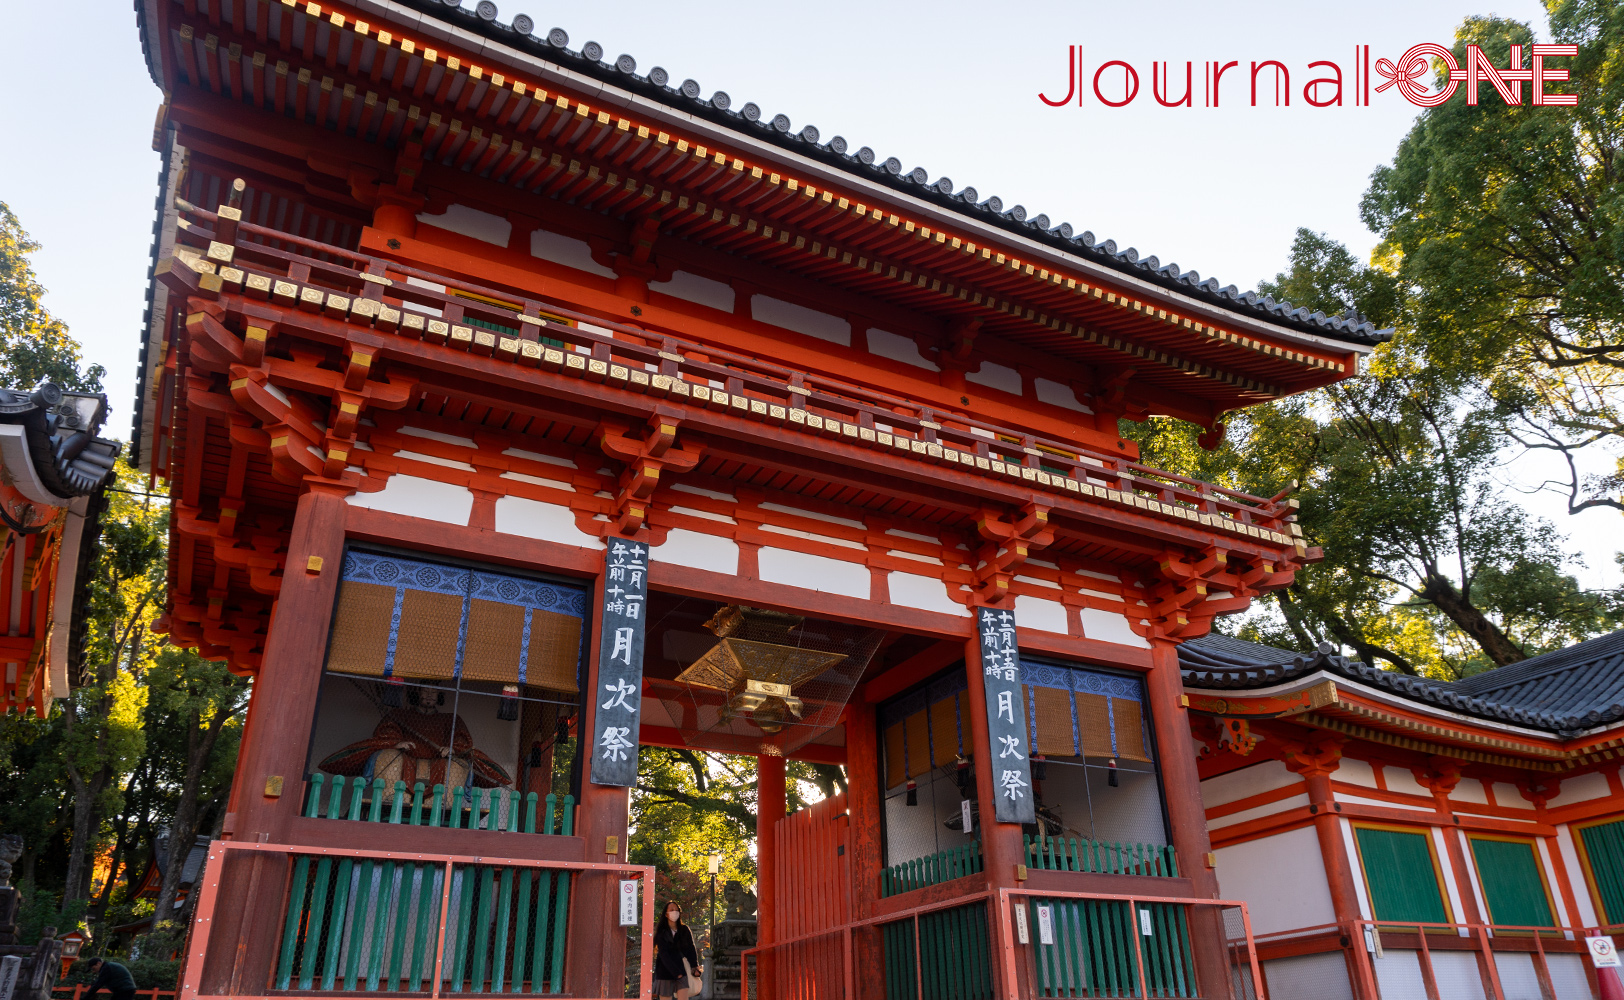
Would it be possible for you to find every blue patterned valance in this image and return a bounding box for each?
[1019,659,1150,763]
[327,550,588,692]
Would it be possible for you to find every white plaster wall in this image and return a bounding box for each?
[751,295,849,345]
[867,327,937,369]
[888,572,970,617]
[1549,770,1611,805]
[1431,952,1488,1000]
[757,546,869,599]
[1201,759,1300,810]
[1263,953,1354,1000]
[1214,826,1335,936]
[1450,779,1490,805]
[1342,819,1373,919]
[966,361,1021,395]
[1372,951,1429,1000]
[1432,827,1468,928]
[1335,758,1377,788]
[1336,794,1435,813]
[649,270,735,312]
[1034,377,1089,412]
[1546,954,1597,1000]
[530,229,615,277]
[492,495,602,547]
[1014,595,1069,635]
[1077,608,1150,648]
[1382,767,1432,799]
[1494,782,1523,807]
[1210,794,1311,830]
[1555,825,1600,926]
[654,528,739,576]
[348,474,473,525]
[1495,952,1545,1000]
[417,204,510,246]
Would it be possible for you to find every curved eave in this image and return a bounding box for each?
[390,0,1385,350]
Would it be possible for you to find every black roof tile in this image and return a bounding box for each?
[1179,630,1624,738]
[389,1,1391,348]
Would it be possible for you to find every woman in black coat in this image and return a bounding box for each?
[652,900,701,999]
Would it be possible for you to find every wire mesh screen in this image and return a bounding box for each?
[659,606,883,756]
[275,854,574,994]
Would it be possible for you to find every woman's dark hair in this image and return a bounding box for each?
[660,900,688,930]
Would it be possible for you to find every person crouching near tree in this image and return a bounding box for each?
[652,900,701,999]
[81,957,137,1000]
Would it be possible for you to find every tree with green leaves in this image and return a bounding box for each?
[0,201,105,392]
[60,461,165,904]
[1131,229,1622,678]
[1360,2,1624,512]
[141,647,248,936]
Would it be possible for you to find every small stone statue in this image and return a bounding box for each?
[721,880,756,922]
[0,835,22,889]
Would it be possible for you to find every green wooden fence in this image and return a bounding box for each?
[1023,836,1179,878]
[881,900,993,1000]
[275,778,576,993]
[302,775,576,835]
[881,841,984,897]
[1026,898,1196,998]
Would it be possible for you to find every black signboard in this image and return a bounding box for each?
[589,539,649,787]
[976,606,1036,824]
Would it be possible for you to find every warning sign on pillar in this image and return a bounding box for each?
[619,879,640,927]
[1589,936,1621,968]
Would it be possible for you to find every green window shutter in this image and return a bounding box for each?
[1580,819,1624,924]
[1470,839,1554,928]
[1356,827,1449,924]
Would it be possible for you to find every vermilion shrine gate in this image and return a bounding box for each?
[127,1,1392,997]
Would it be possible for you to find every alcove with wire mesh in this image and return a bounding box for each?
[649,598,885,759]
[879,659,1168,871]
[302,547,590,826]
[1021,658,1167,849]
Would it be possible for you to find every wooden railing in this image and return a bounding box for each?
[165,202,1303,551]
[881,841,985,898]
[1023,836,1180,878]
[302,774,575,836]
[179,840,654,1000]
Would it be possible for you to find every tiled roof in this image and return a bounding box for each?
[385,1,1392,347]
[0,383,121,499]
[1179,631,1624,737]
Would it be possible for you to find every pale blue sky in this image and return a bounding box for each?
[5,0,1615,587]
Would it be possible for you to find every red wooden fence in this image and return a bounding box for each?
[768,792,851,1000]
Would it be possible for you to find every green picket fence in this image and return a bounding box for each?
[1026,898,1196,998]
[1023,836,1179,878]
[302,774,576,835]
[881,900,993,1000]
[275,778,577,993]
[881,841,984,898]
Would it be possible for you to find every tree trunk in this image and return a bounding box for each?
[1419,573,1527,666]
[150,709,232,928]
[62,767,107,904]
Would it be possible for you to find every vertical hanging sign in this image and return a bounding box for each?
[591,539,649,787]
[976,606,1035,824]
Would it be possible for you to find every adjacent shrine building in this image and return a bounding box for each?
[129,1,1392,997]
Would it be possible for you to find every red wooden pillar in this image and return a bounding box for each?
[224,484,349,843]
[569,566,633,997]
[843,699,885,999]
[206,485,349,995]
[1298,769,1378,999]
[1146,639,1234,1000]
[757,753,786,1000]
[962,630,1026,998]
